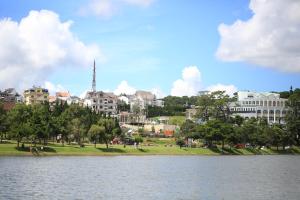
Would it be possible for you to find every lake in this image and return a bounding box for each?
[0,155,300,200]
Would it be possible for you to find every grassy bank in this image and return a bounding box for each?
[0,140,300,156]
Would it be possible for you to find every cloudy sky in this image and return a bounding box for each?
[0,0,299,97]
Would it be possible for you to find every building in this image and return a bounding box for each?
[67,96,82,105]
[186,106,198,120]
[83,60,118,115]
[0,88,22,103]
[130,90,164,113]
[24,86,49,105]
[48,91,80,107]
[229,91,288,124]
[84,91,118,115]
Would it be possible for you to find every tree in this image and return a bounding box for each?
[29,104,51,145]
[196,91,233,122]
[68,118,85,146]
[286,88,300,145]
[88,124,105,148]
[98,118,116,148]
[7,104,32,147]
[176,139,185,148]
[0,102,8,142]
[134,136,143,148]
[180,120,196,136]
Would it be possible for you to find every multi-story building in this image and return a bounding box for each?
[0,88,22,103]
[24,86,49,105]
[84,91,118,115]
[0,88,23,111]
[130,90,164,112]
[229,91,288,124]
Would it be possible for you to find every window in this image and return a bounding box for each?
[270,110,274,114]
[256,101,259,105]
[282,110,286,115]
[269,101,272,106]
[257,110,261,114]
[260,101,263,106]
[273,101,276,106]
[264,101,267,106]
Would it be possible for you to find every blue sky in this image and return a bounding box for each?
[0,0,299,97]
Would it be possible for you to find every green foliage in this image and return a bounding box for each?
[196,91,233,122]
[0,102,8,142]
[134,136,143,144]
[88,124,105,147]
[147,96,198,117]
[176,139,185,148]
[4,102,120,149]
[169,116,186,126]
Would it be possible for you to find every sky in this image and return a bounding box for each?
[0,0,299,97]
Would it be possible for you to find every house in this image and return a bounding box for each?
[23,86,49,105]
[84,91,118,115]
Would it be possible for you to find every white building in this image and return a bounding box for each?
[130,90,164,112]
[229,91,288,124]
[84,91,118,115]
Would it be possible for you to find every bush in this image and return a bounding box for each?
[176,139,185,148]
[134,136,143,144]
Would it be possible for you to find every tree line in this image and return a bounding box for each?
[0,102,122,148]
[177,89,300,150]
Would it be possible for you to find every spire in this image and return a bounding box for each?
[92,60,96,92]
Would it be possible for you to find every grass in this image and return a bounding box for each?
[0,140,300,156]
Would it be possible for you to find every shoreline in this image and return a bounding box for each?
[1,141,299,157]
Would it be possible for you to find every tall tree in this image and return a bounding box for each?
[88,124,105,148]
[7,104,32,147]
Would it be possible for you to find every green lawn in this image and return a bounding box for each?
[0,140,300,156]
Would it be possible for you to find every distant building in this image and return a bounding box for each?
[130,90,164,113]
[229,91,288,124]
[67,96,82,105]
[83,60,118,115]
[24,86,49,105]
[56,91,70,102]
[49,91,77,106]
[84,91,118,115]
[0,88,22,103]
[186,106,198,120]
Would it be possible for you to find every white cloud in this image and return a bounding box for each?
[43,81,66,95]
[114,80,136,95]
[80,0,154,18]
[79,90,89,99]
[151,87,165,99]
[0,10,104,91]
[171,66,202,97]
[123,0,154,7]
[79,0,117,18]
[216,0,300,73]
[206,84,238,97]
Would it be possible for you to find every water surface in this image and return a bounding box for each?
[0,156,300,200]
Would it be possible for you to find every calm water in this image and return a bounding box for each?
[0,156,300,200]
